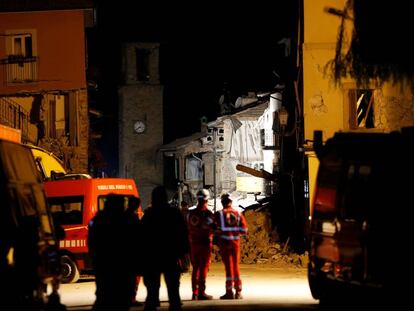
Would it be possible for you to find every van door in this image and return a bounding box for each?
[0,140,61,309]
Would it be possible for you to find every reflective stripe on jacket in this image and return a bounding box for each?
[214,208,247,241]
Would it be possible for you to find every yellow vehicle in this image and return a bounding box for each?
[0,124,66,180]
[28,144,67,179]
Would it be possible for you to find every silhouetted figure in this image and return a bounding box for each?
[186,189,215,300]
[141,185,190,311]
[180,200,189,219]
[88,194,139,311]
[214,194,248,300]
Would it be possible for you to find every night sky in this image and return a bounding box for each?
[90,1,299,174]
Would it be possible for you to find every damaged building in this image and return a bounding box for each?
[160,92,286,210]
[160,92,308,263]
[0,1,94,173]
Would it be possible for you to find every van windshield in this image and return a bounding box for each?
[98,195,136,212]
[49,196,84,225]
[0,141,40,183]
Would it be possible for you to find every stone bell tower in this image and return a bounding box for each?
[118,42,163,207]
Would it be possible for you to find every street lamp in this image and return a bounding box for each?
[212,128,217,212]
[278,107,288,127]
[278,107,288,174]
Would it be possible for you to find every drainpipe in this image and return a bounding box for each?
[270,92,282,177]
[176,156,183,206]
[213,128,217,212]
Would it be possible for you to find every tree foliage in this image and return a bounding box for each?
[327,0,414,90]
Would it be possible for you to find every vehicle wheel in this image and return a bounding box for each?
[308,264,322,299]
[61,255,80,283]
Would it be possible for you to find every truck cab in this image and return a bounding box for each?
[44,177,140,283]
[308,128,413,306]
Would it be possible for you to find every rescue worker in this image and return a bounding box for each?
[141,185,190,311]
[214,193,248,299]
[88,194,138,311]
[186,189,215,300]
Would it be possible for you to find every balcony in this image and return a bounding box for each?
[0,55,38,83]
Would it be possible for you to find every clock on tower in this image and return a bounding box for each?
[134,120,146,133]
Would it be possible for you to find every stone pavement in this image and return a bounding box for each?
[63,262,316,311]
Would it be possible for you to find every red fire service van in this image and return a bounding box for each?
[44,177,140,283]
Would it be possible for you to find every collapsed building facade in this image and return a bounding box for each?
[159,91,308,260]
[160,93,284,208]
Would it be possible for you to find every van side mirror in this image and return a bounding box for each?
[313,130,323,158]
[55,224,65,240]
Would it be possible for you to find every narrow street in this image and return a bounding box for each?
[62,262,318,311]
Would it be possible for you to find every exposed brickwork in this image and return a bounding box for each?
[74,89,89,173]
[36,89,89,174]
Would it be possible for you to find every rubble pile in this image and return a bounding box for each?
[211,209,308,268]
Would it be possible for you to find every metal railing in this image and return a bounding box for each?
[0,56,38,83]
[0,97,29,141]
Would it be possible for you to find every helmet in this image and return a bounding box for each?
[221,193,232,206]
[196,189,210,200]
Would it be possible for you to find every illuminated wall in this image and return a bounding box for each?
[0,10,86,93]
[303,0,414,216]
[303,0,414,141]
[303,0,348,142]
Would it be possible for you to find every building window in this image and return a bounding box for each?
[185,156,203,181]
[4,30,37,82]
[347,89,375,129]
[135,48,150,81]
[12,34,33,57]
[55,95,66,138]
[47,95,66,139]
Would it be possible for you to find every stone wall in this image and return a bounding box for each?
[75,89,89,173]
[118,84,164,208]
[37,89,89,174]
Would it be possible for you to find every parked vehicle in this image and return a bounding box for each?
[27,143,67,180]
[308,127,413,305]
[44,177,140,283]
[0,124,141,284]
[0,139,62,309]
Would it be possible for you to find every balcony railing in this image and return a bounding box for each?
[0,55,38,83]
[0,97,29,141]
